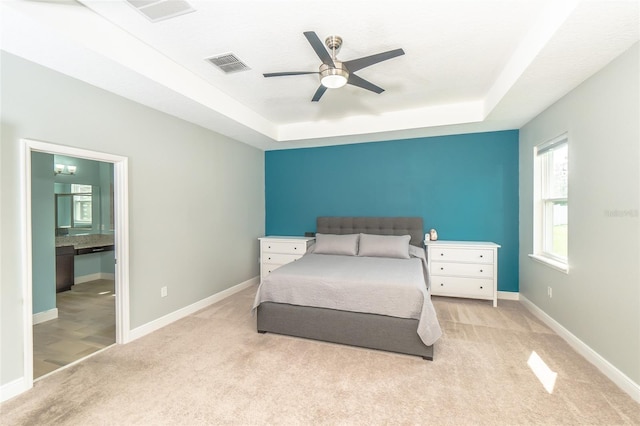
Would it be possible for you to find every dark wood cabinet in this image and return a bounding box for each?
[55,245,75,293]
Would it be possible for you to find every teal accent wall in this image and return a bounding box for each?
[100,250,116,275]
[75,251,114,278]
[31,152,56,314]
[265,130,519,292]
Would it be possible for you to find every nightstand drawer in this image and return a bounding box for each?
[261,241,308,255]
[262,253,302,265]
[431,276,493,299]
[430,261,493,278]
[431,248,493,264]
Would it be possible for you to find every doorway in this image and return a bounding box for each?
[33,154,116,378]
[21,139,130,388]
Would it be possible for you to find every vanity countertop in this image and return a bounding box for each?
[55,234,114,250]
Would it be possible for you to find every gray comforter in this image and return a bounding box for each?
[252,247,442,346]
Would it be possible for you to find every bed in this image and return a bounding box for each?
[252,217,442,360]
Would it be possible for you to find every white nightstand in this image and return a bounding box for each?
[425,240,501,307]
[259,236,315,281]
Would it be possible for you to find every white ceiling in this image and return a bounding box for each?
[1,0,638,150]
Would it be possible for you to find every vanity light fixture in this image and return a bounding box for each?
[54,164,77,175]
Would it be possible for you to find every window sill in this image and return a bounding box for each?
[528,254,569,274]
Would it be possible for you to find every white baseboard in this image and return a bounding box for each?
[0,377,31,403]
[520,295,640,403]
[33,308,58,325]
[75,272,115,284]
[128,276,259,342]
[498,291,519,301]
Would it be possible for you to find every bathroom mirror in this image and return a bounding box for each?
[55,183,101,234]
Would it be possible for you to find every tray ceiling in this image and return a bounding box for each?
[1,0,638,150]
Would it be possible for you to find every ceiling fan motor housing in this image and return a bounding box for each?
[319,61,349,88]
[325,35,343,51]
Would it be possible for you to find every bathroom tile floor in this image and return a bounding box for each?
[33,279,115,379]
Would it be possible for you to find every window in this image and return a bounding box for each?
[532,134,568,271]
[71,184,92,227]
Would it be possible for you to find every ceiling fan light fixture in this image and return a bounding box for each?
[319,62,349,89]
[321,74,348,89]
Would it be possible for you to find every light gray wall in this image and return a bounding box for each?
[0,52,265,386]
[519,43,639,384]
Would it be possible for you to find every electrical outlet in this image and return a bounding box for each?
[161,286,168,298]
[547,286,552,298]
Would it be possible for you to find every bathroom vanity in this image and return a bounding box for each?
[54,234,114,292]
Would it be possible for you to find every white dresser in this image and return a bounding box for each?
[426,240,501,307]
[259,236,315,281]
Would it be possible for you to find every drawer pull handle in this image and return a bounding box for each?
[440,253,444,256]
[440,283,444,286]
[480,269,483,273]
[268,257,271,260]
[480,286,483,289]
[480,255,483,258]
[440,267,444,270]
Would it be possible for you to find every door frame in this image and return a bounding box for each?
[21,138,130,388]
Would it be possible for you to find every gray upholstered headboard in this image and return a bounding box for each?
[316,217,424,247]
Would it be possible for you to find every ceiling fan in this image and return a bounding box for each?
[263,31,405,102]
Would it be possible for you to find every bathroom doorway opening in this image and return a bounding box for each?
[21,139,130,388]
[33,154,115,378]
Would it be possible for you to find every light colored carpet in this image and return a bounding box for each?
[2,285,638,425]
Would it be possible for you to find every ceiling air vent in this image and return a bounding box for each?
[206,53,251,74]
[125,0,195,23]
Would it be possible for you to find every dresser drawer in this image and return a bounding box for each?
[261,263,285,279]
[262,253,302,265]
[426,241,500,306]
[259,236,315,282]
[431,276,494,299]
[430,248,493,264]
[431,261,493,278]
[261,240,308,255]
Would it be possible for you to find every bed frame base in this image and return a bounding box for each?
[257,302,433,360]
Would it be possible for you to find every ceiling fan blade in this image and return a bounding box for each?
[311,85,328,102]
[343,48,405,72]
[304,31,335,67]
[263,71,318,77]
[347,74,384,94]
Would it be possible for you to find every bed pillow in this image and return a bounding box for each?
[357,233,411,259]
[313,233,359,256]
